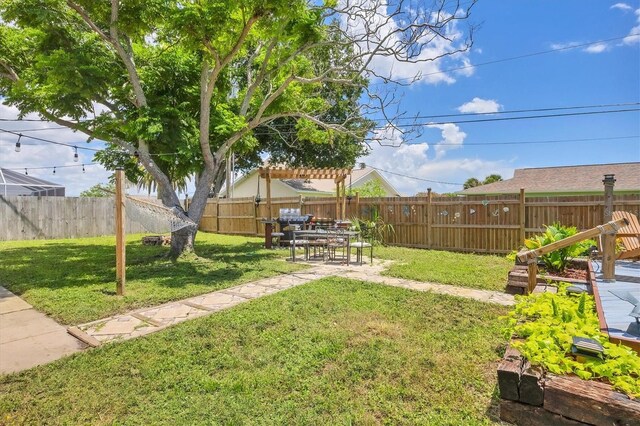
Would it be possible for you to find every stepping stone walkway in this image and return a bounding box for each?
[74,261,514,346]
[0,287,87,374]
[75,267,334,344]
[2,259,515,373]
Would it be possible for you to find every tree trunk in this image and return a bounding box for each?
[169,226,197,258]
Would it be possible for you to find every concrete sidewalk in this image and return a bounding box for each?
[0,287,86,374]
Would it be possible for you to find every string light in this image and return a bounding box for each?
[82,164,85,173]
[15,134,22,152]
[53,167,56,174]
[7,162,97,171]
[24,168,28,176]
[73,146,79,162]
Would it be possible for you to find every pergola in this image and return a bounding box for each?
[258,167,352,220]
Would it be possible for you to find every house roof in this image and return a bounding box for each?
[459,162,640,195]
[226,166,401,196]
[0,168,65,196]
[280,167,377,194]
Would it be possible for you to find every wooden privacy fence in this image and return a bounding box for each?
[199,192,640,254]
[0,196,162,241]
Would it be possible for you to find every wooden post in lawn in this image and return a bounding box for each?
[527,258,538,294]
[426,188,432,249]
[336,178,340,220]
[602,174,616,281]
[340,179,347,220]
[115,168,125,296]
[519,188,526,245]
[266,171,272,220]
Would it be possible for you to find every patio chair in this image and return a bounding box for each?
[289,238,310,261]
[325,228,348,263]
[612,211,640,260]
[306,231,328,260]
[288,225,309,261]
[350,228,373,265]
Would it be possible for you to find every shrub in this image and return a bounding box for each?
[350,211,394,246]
[523,223,595,273]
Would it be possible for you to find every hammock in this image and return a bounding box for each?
[125,196,196,234]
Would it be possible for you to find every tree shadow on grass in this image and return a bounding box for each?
[0,238,287,296]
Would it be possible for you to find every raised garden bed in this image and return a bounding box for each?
[498,345,640,425]
[499,272,640,425]
[507,259,592,295]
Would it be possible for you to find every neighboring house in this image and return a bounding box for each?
[222,166,401,198]
[0,168,65,197]
[458,162,640,196]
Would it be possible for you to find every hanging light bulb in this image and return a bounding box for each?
[82,164,85,173]
[15,134,22,152]
[25,168,28,176]
[53,167,56,175]
[73,146,79,162]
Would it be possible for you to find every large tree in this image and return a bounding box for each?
[0,0,475,257]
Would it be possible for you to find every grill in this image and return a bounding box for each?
[277,208,313,227]
[277,209,313,242]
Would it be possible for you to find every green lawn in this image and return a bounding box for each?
[375,247,512,291]
[0,278,508,425]
[0,233,305,324]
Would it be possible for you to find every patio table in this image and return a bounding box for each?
[291,229,359,264]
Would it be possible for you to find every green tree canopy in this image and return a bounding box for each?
[1,0,474,256]
[80,182,116,197]
[463,174,503,189]
[463,177,481,189]
[349,179,387,198]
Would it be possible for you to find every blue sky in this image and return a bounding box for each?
[362,0,640,194]
[1,0,639,196]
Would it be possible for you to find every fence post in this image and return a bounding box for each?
[519,188,526,245]
[253,196,258,236]
[355,192,360,219]
[215,199,220,233]
[426,188,432,249]
[602,174,616,281]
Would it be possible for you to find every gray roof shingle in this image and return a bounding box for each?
[459,162,640,195]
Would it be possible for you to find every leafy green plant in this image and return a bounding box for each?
[350,210,395,246]
[503,284,640,398]
[523,223,595,273]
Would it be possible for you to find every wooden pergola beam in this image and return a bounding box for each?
[258,167,351,180]
[258,167,352,221]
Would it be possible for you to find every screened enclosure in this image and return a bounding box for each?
[0,168,65,197]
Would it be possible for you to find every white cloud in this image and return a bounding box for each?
[611,3,633,11]
[550,41,582,50]
[623,9,640,45]
[427,123,466,159]
[370,124,405,147]
[457,97,502,114]
[362,141,514,194]
[584,42,609,53]
[341,0,473,85]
